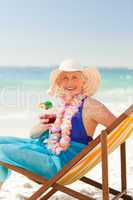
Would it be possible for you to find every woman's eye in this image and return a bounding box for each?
[63,77,68,80]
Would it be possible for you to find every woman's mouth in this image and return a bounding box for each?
[65,87,76,91]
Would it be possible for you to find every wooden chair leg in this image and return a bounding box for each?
[120,142,127,199]
[80,177,132,200]
[41,183,95,200]
[39,188,58,200]
[101,130,109,200]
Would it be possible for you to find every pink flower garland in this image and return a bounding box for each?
[45,94,87,155]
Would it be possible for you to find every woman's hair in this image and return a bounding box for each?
[47,70,96,97]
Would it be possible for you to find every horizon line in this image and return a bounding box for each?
[0,65,132,69]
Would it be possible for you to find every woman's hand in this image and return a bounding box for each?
[30,123,52,139]
[39,114,50,124]
[30,113,56,139]
[39,114,56,124]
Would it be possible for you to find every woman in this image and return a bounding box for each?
[0,59,117,189]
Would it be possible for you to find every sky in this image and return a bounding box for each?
[0,0,133,67]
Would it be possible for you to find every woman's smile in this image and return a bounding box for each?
[65,87,77,91]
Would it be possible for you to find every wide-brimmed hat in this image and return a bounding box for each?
[47,59,101,97]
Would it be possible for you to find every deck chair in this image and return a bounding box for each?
[0,104,133,200]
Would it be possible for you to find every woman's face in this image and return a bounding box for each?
[58,71,84,98]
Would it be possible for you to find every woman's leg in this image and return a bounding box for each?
[0,136,31,144]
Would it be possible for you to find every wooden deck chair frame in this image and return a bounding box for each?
[0,104,133,200]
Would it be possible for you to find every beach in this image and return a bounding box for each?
[0,66,132,199]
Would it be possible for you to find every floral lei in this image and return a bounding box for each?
[45,94,87,155]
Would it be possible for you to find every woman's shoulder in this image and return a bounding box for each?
[82,97,101,120]
[83,96,117,127]
[84,96,103,111]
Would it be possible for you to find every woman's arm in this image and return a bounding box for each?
[30,116,53,139]
[88,98,117,127]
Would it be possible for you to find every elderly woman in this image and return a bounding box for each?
[0,59,116,189]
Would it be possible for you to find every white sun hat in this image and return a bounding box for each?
[47,59,101,97]
[59,59,84,71]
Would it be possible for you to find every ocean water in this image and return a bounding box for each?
[0,67,132,90]
[0,66,132,136]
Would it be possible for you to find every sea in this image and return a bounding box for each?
[0,66,132,120]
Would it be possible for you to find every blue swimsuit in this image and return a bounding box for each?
[0,97,93,181]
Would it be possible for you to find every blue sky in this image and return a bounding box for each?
[0,0,133,67]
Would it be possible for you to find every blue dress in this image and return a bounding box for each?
[0,97,93,182]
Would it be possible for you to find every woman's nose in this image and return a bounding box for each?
[67,79,74,85]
